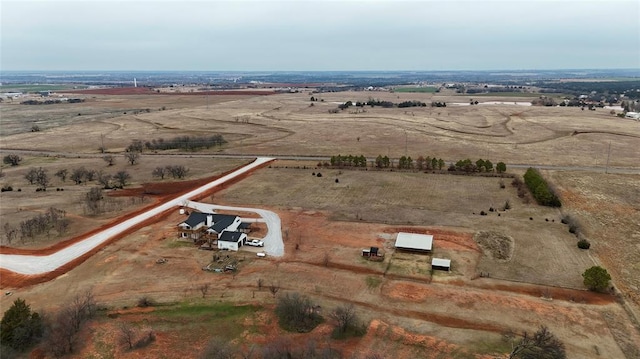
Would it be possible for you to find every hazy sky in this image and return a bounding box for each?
[1,0,639,71]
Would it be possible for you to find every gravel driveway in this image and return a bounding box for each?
[185,202,284,257]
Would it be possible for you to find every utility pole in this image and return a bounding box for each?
[404,130,408,156]
[605,141,611,174]
[206,89,210,110]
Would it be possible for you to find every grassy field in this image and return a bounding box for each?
[392,86,438,93]
[217,165,595,288]
[0,84,88,93]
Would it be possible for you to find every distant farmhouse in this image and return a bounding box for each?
[178,211,251,251]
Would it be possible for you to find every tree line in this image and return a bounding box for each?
[523,168,561,207]
[126,134,226,152]
[330,154,367,167]
[2,207,69,245]
[325,154,507,173]
[330,98,443,112]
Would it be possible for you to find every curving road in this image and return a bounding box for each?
[0,157,278,275]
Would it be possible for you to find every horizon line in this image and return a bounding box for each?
[2,68,640,73]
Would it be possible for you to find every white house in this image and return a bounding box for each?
[178,212,242,241]
[206,214,242,238]
[217,231,247,251]
[395,232,433,252]
[178,212,214,240]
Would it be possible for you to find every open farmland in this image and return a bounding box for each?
[1,88,639,358]
[215,164,596,289]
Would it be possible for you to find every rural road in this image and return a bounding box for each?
[184,201,284,257]
[0,157,277,275]
[1,149,638,174]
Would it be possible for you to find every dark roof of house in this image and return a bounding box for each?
[238,222,251,229]
[218,231,244,242]
[180,212,210,228]
[209,214,237,233]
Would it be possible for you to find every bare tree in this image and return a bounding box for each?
[166,165,189,179]
[257,278,264,291]
[44,290,96,357]
[118,322,137,350]
[85,187,104,215]
[70,167,88,185]
[68,290,96,332]
[84,169,97,182]
[36,168,50,190]
[124,152,140,165]
[113,171,131,188]
[199,283,210,298]
[103,154,115,166]
[45,308,77,357]
[55,168,68,182]
[323,252,330,267]
[330,304,358,334]
[152,166,166,179]
[26,167,50,190]
[3,222,18,245]
[508,326,566,359]
[25,168,39,185]
[269,282,280,298]
[97,172,112,189]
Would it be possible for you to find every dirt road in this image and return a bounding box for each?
[0,157,275,275]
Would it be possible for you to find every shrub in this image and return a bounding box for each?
[582,266,611,292]
[0,298,43,351]
[137,296,154,308]
[577,239,591,249]
[275,293,323,333]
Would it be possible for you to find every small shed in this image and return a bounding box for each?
[361,247,379,257]
[395,232,433,252]
[431,258,451,271]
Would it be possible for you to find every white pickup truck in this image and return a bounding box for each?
[246,239,264,247]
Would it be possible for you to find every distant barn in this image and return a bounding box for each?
[395,232,433,252]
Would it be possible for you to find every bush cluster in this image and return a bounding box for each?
[330,154,367,167]
[275,293,323,333]
[133,135,226,152]
[523,168,561,207]
[18,207,70,241]
[577,239,591,249]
